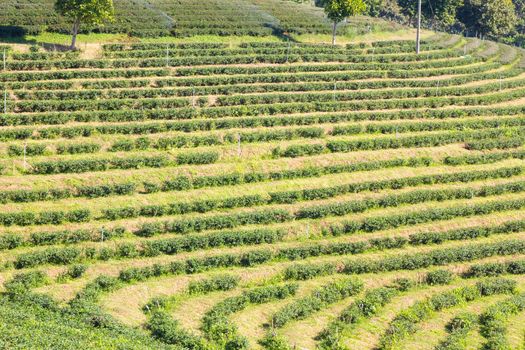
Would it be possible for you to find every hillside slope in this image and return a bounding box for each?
[0,0,401,38]
[0,30,525,350]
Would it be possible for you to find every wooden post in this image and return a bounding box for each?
[166,44,169,67]
[23,141,27,171]
[237,133,241,156]
[286,40,291,63]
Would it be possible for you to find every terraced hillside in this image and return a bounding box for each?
[0,0,400,37]
[1,35,525,349]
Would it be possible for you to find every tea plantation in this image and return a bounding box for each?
[0,30,525,350]
[0,0,400,37]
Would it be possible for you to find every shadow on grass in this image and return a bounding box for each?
[0,27,73,51]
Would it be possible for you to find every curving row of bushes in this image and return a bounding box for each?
[11,228,284,269]
[174,56,481,77]
[4,50,462,71]
[0,182,135,204]
[478,293,525,350]
[102,166,522,222]
[379,278,517,349]
[269,278,363,328]
[201,284,299,348]
[3,104,525,132]
[133,180,525,238]
[327,197,525,236]
[215,77,525,107]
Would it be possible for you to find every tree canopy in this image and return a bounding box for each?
[55,0,114,49]
[316,0,367,44]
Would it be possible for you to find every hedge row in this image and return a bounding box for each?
[56,142,101,155]
[0,226,125,251]
[102,194,266,221]
[102,166,521,222]
[0,208,90,227]
[164,62,500,88]
[435,313,478,350]
[187,89,525,119]
[3,104,525,131]
[216,77,525,106]
[465,136,525,151]
[76,238,524,318]
[444,149,525,166]
[4,58,487,95]
[201,284,299,348]
[318,276,438,349]
[464,259,525,278]
[379,278,516,349]
[188,274,240,295]
[0,68,169,83]
[3,270,48,297]
[4,118,522,159]
[324,128,517,155]
[101,44,430,59]
[150,157,431,194]
[0,157,431,205]
[409,218,525,246]
[294,180,525,220]
[327,197,525,236]
[478,294,525,350]
[134,180,525,237]
[4,50,462,71]
[269,166,522,204]
[7,143,46,157]
[174,56,481,77]
[0,80,74,91]
[12,228,284,268]
[283,240,525,281]
[15,96,192,113]
[269,278,363,328]
[146,311,206,349]
[30,155,170,174]
[135,208,291,237]
[274,128,516,158]
[0,182,135,204]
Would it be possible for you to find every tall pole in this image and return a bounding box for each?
[416,0,422,54]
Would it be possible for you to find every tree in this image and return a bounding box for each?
[398,0,463,28]
[317,0,367,45]
[479,0,516,38]
[54,0,114,49]
[458,0,517,38]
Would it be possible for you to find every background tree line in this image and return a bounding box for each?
[363,0,525,47]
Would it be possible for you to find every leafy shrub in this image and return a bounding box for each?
[425,269,454,285]
[188,274,240,294]
[175,151,219,165]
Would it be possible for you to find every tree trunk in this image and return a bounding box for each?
[332,21,337,46]
[70,19,80,50]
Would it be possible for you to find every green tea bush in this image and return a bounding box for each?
[188,274,240,294]
[270,278,363,328]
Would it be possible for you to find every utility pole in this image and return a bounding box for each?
[416,0,422,54]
